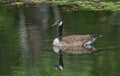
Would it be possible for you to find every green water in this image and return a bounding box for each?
[0,4,120,76]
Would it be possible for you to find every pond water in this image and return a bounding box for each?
[0,3,120,76]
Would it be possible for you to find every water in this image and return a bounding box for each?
[0,3,120,76]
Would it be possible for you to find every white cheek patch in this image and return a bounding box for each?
[59,21,63,26]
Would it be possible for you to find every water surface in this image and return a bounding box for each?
[0,3,120,76]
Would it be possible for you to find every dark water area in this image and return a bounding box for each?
[0,3,120,76]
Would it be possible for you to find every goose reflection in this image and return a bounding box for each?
[53,45,96,71]
[54,50,64,71]
[53,45,96,54]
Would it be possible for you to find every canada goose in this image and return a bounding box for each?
[52,20,102,47]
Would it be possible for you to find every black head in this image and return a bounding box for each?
[52,20,63,27]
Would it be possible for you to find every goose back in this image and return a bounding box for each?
[53,35,95,46]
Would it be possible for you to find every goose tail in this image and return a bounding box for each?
[91,34,103,38]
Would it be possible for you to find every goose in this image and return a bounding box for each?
[52,20,102,47]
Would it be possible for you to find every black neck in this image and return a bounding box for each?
[58,24,63,40]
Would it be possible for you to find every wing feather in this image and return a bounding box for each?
[61,35,92,46]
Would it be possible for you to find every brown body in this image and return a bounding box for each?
[53,35,95,47]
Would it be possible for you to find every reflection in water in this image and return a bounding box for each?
[16,3,50,75]
[20,3,48,58]
[53,45,96,71]
[19,7,29,54]
[53,45,96,54]
[54,50,64,71]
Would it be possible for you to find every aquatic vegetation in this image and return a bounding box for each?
[49,0,120,11]
[11,2,24,5]
[0,0,120,11]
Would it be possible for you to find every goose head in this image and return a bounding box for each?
[52,20,63,40]
[52,20,63,27]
